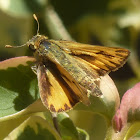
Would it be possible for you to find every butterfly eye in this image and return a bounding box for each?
[29,44,36,52]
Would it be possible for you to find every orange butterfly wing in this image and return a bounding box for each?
[52,40,130,76]
[37,63,90,112]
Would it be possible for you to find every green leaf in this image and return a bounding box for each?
[57,113,80,140]
[0,100,48,139]
[129,129,140,139]
[77,128,89,140]
[125,122,140,140]
[44,112,90,140]
[3,116,62,140]
[0,56,40,118]
[0,111,46,139]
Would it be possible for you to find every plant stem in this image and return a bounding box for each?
[45,5,73,40]
[51,112,61,136]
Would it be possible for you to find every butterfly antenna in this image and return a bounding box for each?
[5,43,27,48]
[33,14,40,35]
[5,14,39,48]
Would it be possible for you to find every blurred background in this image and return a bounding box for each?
[0,0,140,139]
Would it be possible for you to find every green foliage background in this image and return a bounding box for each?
[0,0,140,139]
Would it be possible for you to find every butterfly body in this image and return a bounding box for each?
[29,35,102,93]
[7,34,130,112]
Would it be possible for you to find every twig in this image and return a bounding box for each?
[51,112,61,136]
[45,5,74,40]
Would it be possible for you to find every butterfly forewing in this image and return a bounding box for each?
[52,40,130,76]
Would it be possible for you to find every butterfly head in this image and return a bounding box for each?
[27,34,48,52]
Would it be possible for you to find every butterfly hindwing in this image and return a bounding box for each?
[37,63,90,112]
